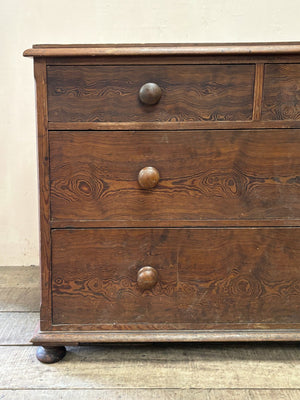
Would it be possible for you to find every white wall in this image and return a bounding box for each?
[0,0,299,266]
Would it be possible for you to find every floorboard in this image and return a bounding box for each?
[0,312,38,345]
[0,266,40,312]
[0,288,39,312]
[1,343,300,389]
[0,389,299,399]
[0,266,39,288]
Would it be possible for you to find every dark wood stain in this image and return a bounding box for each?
[45,54,300,66]
[252,64,265,120]
[51,228,300,328]
[34,59,52,331]
[23,41,300,57]
[31,328,300,345]
[48,120,300,131]
[50,219,300,229]
[262,64,300,120]
[23,43,300,352]
[47,65,255,123]
[49,130,300,222]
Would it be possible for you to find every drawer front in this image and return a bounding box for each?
[262,64,300,120]
[52,228,300,328]
[49,130,300,223]
[47,65,255,123]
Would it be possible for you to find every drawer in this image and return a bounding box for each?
[49,130,300,223]
[47,64,255,123]
[262,64,300,120]
[52,228,300,329]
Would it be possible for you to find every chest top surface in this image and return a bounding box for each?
[23,42,300,57]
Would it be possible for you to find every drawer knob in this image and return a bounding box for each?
[139,82,162,105]
[137,266,158,290]
[138,166,160,189]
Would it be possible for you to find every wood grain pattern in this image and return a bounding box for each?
[48,120,300,131]
[23,41,300,57]
[31,328,300,344]
[50,219,300,229]
[49,130,300,223]
[46,55,300,66]
[24,43,300,348]
[51,228,300,328]
[2,267,300,396]
[262,64,300,120]
[47,65,255,123]
[252,64,265,120]
[34,59,52,331]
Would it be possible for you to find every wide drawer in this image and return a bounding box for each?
[49,130,300,224]
[51,228,300,329]
[47,64,255,123]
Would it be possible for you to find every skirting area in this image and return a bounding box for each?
[1,265,300,399]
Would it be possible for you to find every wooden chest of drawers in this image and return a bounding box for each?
[24,43,300,363]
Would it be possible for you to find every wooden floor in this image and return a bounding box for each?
[1,267,300,399]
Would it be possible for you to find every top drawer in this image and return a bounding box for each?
[262,64,300,120]
[47,64,255,123]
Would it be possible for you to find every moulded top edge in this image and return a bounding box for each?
[23,42,300,57]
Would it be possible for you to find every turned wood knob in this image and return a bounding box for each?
[138,167,160,189]
[137,266,158,290]
[139,82,162,105]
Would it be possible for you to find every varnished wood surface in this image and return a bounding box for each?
[34,59,52,330]
[139,82,162,105]
[262,64,300,120]
[24,44,300,349]
[252,64,264,120]
[32,329,300,345]
[50,219,300,228]
[138,166,160,189]
[46,55,300,66]
[51,228,300,328]
[36,345,66,363]
[48,120,300,130]
[47,65,255,123]
[23,41,300,57]
[2,266,300,398]
[49,130,300,223]
[137,266,159,290]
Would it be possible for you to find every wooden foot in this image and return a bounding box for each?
[36,346,66,363]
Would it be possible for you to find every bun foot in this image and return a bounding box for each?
[36,346,66,363]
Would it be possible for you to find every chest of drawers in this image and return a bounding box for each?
[24,43,300,363]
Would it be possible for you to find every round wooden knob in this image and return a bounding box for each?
[138,167,160,189]
[139,83,162,105]
[137,266,158,290]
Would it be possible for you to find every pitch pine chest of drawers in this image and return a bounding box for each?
[24,43,300,363]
